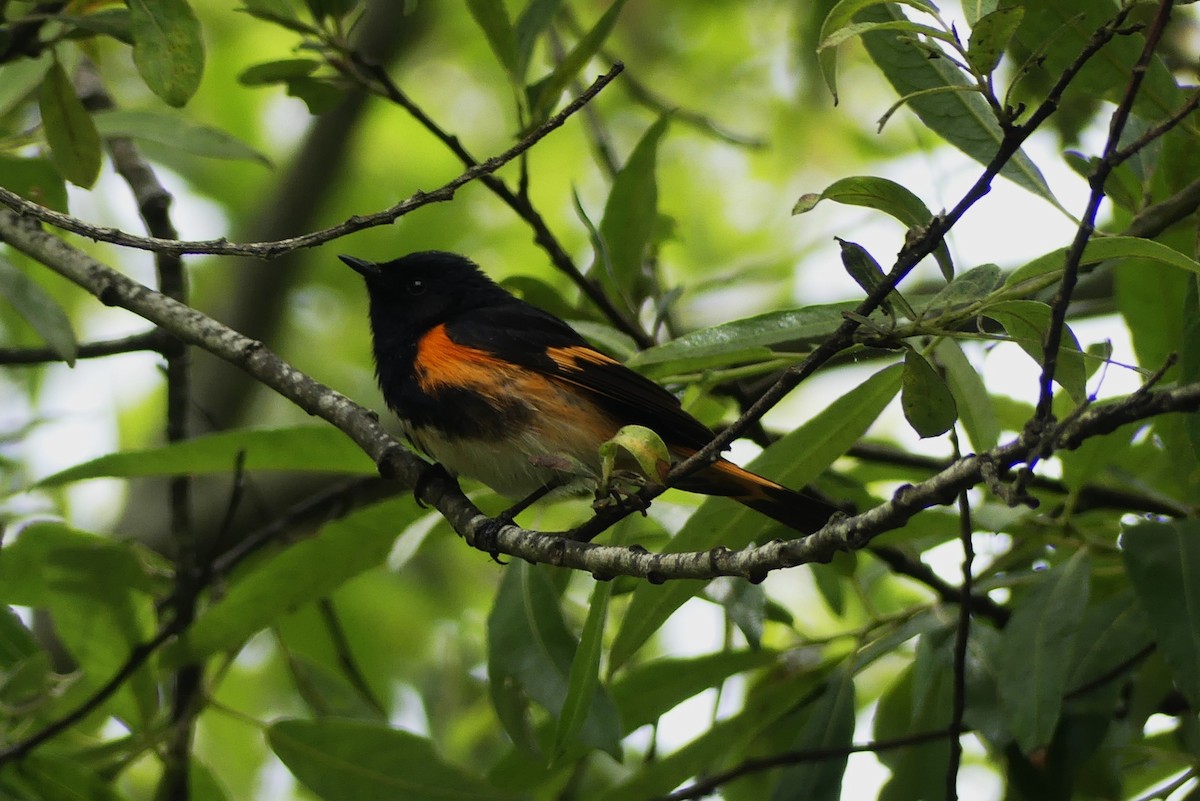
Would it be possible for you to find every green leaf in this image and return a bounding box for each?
[0,52,52,118]
[0,254,76,365]
[515,0,565,78]
[269,718,519,801]
[94,110,270,165]
[1009,0,1186,132]
[550,578,612,764]
[61,9,134,45]
[39,61,101,188]
[769,669,856,801]
[0,607,38,668]
[795,176,954,279]
[1122,520,1200,707]
[901,349,957,438]
[983,300,1086,403]
[128,0,205,107]
[6,755,127,801]
[305,0,356,20]
[966,6,1024,75]
[1182,277,1200,461]
[286,76,343,115]
[608,363,903,669]
[240,0,316,34]
[936,338,998,451]
[997,549,1091,754]
[837,238,917,318]
[1005,236,1200,290]
[36,426,375,487]
[596,671,825,801]
[628,302,856,377]
[858,4,1061,209]
[467,0,520,80]
[238,58,320,85]
[526,0,628,122]
[166,497,417,665]
[963,0,998,25]
[1066,590,1153,698]
[488,563,622,758]
[612,649,778,732]
[0,522,159,725]
[0,155,69,213]
[923,263,1001,314]
[594,113,669,312]
[816,0,939,102]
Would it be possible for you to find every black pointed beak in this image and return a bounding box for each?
[338,254,380,278]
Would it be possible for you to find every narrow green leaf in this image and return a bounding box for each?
[612,650,777,732]
[305,0,357,20]
[1182,277,1200,461]
[901,349,957,438]
[9,755,126,801]
[489,563,622,758]
[128,0,205,107]
[627,302,856,375]
[36,426,375,487]
[551,579,612,763]
[923,263,1001,314]
[269,718,519,801]
[0,254,76,365]
[997,549,1091,753]
[769,669,856,801]
[167,497,417,665]
[1005,236,1200,289]
[94,110,270,165]
[238,58,320,85]
[1122,520,1200,707]
[39,61,101,188]
[966,6,1024,75]
[795,175,953,279]
[0,52,52,118]
[526,0,628,122]
[936,338,998,451]
[858,4,1061,209]
[816,0,939,101]
[467,0,520,79]
[984,300,1086,403]
[609,363,903,670]
[594,114,669,311]
[62,9,134,45]
[0,155,69,213]
[1066,590,1153,697]
[515,0,565,78]
[240,0,316,34]
[0,607,38,668]
[837,238,917,318]
[962,0,998,25]
[596,671,825,801]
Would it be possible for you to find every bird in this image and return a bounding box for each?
[341,250,837,534]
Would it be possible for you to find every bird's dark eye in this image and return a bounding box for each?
[407,279,426,295]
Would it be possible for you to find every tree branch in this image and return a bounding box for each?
[4,209,1199,584]
[0,330,167,365]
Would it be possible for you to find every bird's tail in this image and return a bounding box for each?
[674,456,840,534]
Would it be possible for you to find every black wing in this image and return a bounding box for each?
[444,302,715,450]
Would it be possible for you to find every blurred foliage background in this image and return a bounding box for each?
[2,0,1200,799]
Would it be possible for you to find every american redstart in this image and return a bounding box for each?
[341,251,836,533]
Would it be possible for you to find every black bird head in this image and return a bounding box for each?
[339,251,515,334]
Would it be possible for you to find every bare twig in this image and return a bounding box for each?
[0,330,167,365]
[0,64,625,260]
[1031,0,1174,428]
[657,727,962,801]
[344,55,651,347]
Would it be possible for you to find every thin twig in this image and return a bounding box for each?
[1030,0,1174,428]
[945,431,973,801]
[317,598,388,717]
[0,330,167,365]
[0,64,625,260]
[657,727,963,801]
[343,55,651,348]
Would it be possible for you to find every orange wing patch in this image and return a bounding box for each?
[414,323,508,391]
[546,345,621,373]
